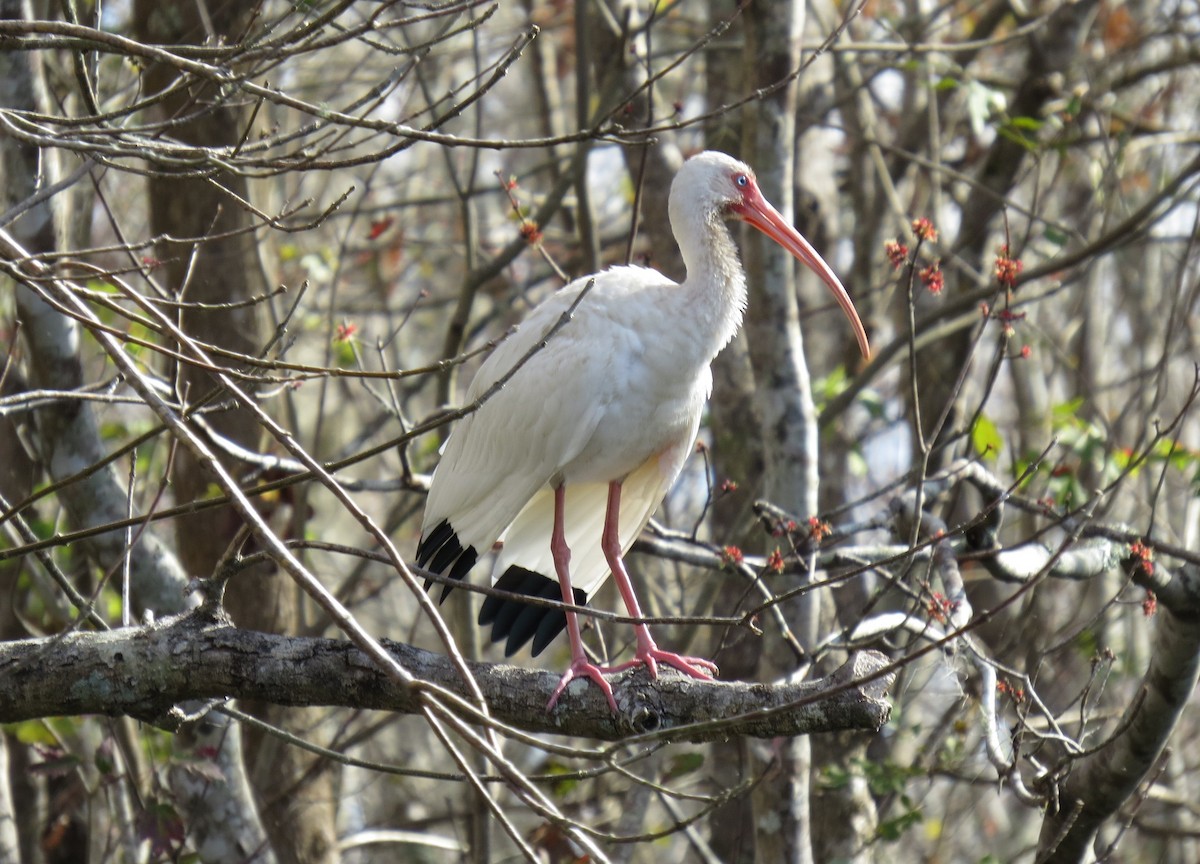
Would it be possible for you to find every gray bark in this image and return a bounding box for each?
[740,2,831,862]
[0,610,896,742]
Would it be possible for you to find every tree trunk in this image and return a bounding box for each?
[702,6,765,861]
[739,4,820,862]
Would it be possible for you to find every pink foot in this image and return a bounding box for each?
[546,647,719,713]
[547,657,618,712]
[607,646,719,682]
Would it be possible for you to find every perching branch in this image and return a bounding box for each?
[0,609,895,743]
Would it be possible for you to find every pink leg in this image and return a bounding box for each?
[601,481,718,681]
[546,484,619,712]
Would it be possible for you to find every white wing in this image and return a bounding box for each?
[420,275,621,554]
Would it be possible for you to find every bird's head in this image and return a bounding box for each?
[670,151,871,359]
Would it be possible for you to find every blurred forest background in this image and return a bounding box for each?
[1,0,1199,862]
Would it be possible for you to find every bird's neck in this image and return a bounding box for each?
[678,214,748,359]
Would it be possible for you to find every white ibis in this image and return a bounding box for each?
[417,151,870,711]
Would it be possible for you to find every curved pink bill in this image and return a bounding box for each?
[735,187,871,359]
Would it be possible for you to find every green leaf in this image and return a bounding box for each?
[662,752,705,782]
[820,764,851,789]
[857,388,887,421]
[847,448,869,477]
[104,588,124,621]
[1009,115,1045,131]
[878,808,923,841]
[971,415,1003,461]
[813,366,848,406]
[6,720,60,746]
[543,761,580,797]
[332,338,357,368]
[997,124,1041,152]
[1075,628,1099,659]
[95,737,116,776]
[1044,225,1069,246]
[1051,397,1085,421]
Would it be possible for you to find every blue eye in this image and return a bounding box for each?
[735,174,749,187]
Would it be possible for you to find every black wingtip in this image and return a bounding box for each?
[479,566,586,656]
[416,519,476,602]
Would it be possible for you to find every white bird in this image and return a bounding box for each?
[417,151,870,711]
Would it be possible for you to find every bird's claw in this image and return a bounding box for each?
[547,649,719,713]
[546,657,618,713]
[608,648,719,682]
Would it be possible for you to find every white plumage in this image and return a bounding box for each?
[417,151,869,710]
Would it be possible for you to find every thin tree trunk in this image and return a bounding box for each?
[703,6,764,860]
[739,4,819,861]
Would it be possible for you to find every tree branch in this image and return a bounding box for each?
[0,610,895,742]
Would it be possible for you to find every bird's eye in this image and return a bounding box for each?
[735,174,749,187]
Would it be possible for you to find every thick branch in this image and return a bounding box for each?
[0,610,894,742]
